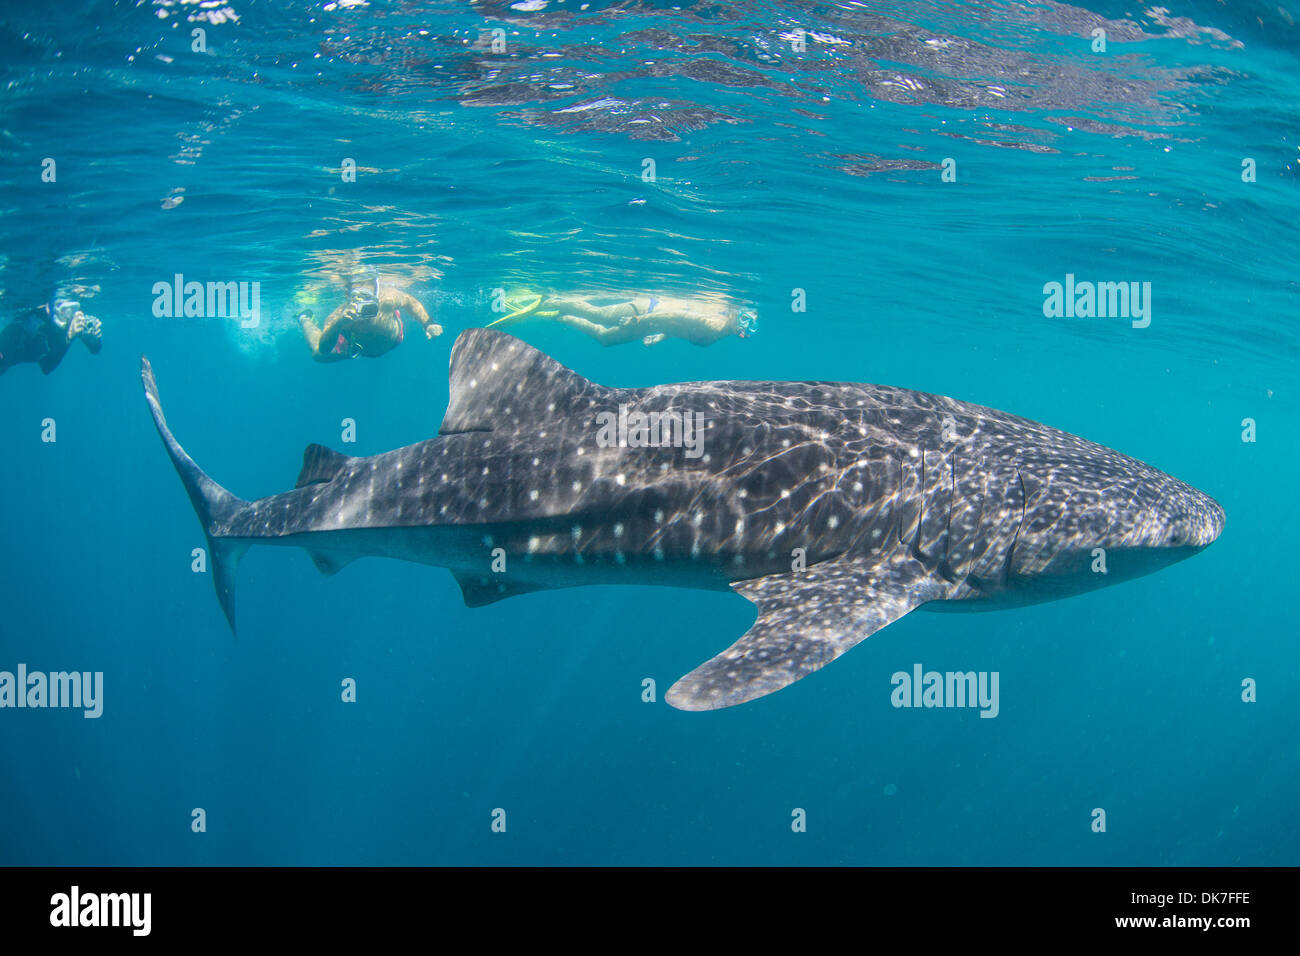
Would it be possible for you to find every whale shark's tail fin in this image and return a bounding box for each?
[141,357,248,635]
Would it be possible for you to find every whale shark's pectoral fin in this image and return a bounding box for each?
[452,572,552,608]
[666,555,944,711]
[307,550,358,576]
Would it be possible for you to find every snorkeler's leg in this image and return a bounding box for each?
[550,312,640,346]
[297,311,325,352]
[299,304,351,361]
[0,318,38,372]
[0,321,22,364]
[545,297,639,328]
[0,325,14,374]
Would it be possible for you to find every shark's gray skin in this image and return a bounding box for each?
[143,329,1223,711]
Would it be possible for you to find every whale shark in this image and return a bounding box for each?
[142,329,1223,711]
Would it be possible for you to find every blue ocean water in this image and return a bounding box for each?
[0,0,1295,865]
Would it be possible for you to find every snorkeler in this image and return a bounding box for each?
[486,292,756,347]
[297,273,441,362]
[0,296,102,376]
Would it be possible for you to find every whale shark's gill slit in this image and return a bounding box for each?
[909,448,926,559]
[893,455,903,546]
[1004,466,1028,584]
[961,454,989,585]
[941,451,956,579]
[896,450,921,549]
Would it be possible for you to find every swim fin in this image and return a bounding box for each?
[485,294,544,328]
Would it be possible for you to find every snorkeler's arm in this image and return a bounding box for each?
[316,301,354,348]
[81,317,103,354]
[37,323,72,375]
[388,290,441,338]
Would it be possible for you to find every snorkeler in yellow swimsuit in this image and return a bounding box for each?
[298,273,441,362]
[487,292,756,347]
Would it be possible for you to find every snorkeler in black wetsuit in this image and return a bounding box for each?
[0,298,102,376]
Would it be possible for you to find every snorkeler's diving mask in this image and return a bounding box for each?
[50,298,81,327]
[349,275,380,319]
[737,308,758,338]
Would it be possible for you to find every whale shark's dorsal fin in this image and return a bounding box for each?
[297,443,353,488]
[440,329,611,435]
[665,554,947,711]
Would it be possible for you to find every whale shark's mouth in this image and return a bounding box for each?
[1194,498,1226,548]
[1154,489,1224,551]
